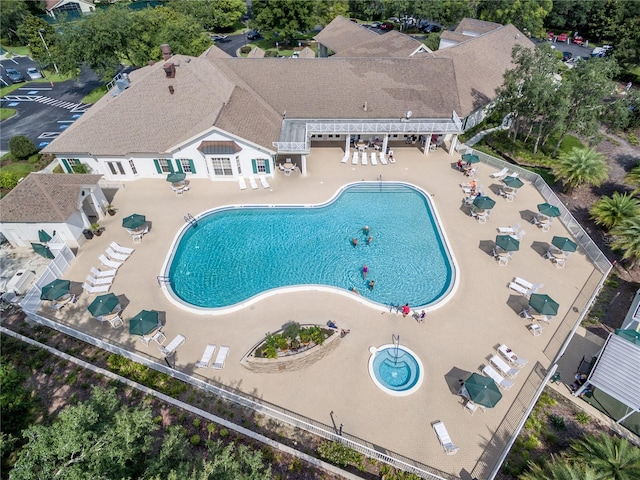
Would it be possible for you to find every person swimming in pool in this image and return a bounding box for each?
[350,286,360,295]
[363,225,370,235]
[362,264,369,279]
[351,237,358,246]
[368,280,375,291]
[367,236,373,245]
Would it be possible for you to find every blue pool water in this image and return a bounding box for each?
[371,346,422,394]
[167,183,454,309]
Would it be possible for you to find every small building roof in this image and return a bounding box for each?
[0,173,102,223]
[332,30,433,58]
[456,18,503,36]
[314,16,377,54]
[298,46,316,59]
[247,47,265,58]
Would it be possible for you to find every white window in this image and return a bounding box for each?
[63,158,80,167]
[178,159,193,173]
[256,159,267,173]
[129,159,138,175]
[211,157,233,176]
[157,158,172,173]
[106,161,125,175]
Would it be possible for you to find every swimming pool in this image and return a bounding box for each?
[164,182,457,312]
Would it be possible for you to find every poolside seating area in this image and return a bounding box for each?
[341,147,395,167]
[432,421,459,454]
[86,243,135,293]
[196,344,216,368]
[160,334,186,356]
[213,345,230,370]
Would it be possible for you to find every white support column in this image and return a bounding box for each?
[301,155,307,176]
[424,136,431,156]
[448,135,458,155]
[345,135,350,153]
[89,192,105,220]
[382,135,388,154]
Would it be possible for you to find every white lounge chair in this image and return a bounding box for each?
[490,355,519,378]
[238,176,247,190]
[351,151,358,165]
[109,242,134,255]
[341,150,349,163]
[160,334,185,356]
[99,254,123,270]
[514,277,542,293]
[259,175,270,189]
[105,247,129,262]
[361,151,368,165]
[82,282,110,294]
[432,421,459,454]
[482,365,514,390]
[498,344,528,367]
[196,344,216,368]
[140,329,166,346]
[249,177,258,190]
[90,266,116,278]
[490,167,509,178]
[212,345,229,370]
[497,223,520,235]
[508,282,531,297]
[379,152,387,165]
[86,275,114,286]
[370,152,377,165]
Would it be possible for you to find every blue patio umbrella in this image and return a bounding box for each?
[31,242,54,259]
[464,373,502,408]
[537,203,561,218]
[529,293,559,316]
[122,214,146,230]
[472,195,496,210]
[166,172,186,183]
[502,176,524,189]
[462,153,480,163]
[38,229,52,243]
[496,235,520,252]
[551,236,578,252]
[129,310,160,336]
[40,279,71,301]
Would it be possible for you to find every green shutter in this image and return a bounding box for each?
[61,158,72,173]
[251,159,257,174]
[264,159,271,174]
[175,160,183,173]
[153,159,162,174]
[188,159,196,174]
[168,161,175,174]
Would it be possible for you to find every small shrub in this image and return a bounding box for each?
[543,430,560,446]
[189,434,201,446]
[523,435,541,450]
[206,423,216,438]
[219,428,229,438]
[575,411,590,425]
[71,163,89,173]
[9,135,37,160]
[628,132,639,146]
[240,45,251,54]
[0,170,21,190]
[193,418,201,428]
[548,413,566,430]
[316,441,364,469]
[264,50,278,57]
[153,415,163,424]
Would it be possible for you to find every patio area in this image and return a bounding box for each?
[35,146,602,478]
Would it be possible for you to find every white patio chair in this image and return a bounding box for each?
[508,282,531,297]
[82,282,110,294]
[361,151,368,165]
[519,308,533,320]
[108,315,124,328]
[370,151,377,165]
[159,334,185,356]
[482,365,514,390]
[465,399,485,415]
[513,277,542,293]
[497,223,520,235]
[553,257,566,269]
[86,275,114,286]
[196,344,216,368]
[90,266,116,278]
[99,254,123,270]
[379,152,387,165]
[238,176,247,190]
[490,167,509,178]
[249,177,258,190]
[109,242,134,255]
[497,344,528,367]
[511,230,526,241]
[432,421,459,454]
[351,151,358,165]
[212,345,230,370]
[528,323,543,336]
[140,329,166,346]
[259,175,270,189]
[490,355,519,378]
[105,247,129,262]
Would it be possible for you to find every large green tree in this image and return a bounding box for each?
[315,0,350,25]
[11,387,157,480]
[565,433,640,480]
[611,216,640,267]
[551,147,608,192]
[625,164,640,196]
[15,15,55,68]
[0,0,29,43]
[252,0,316,44]
[477,0,553,38]
[520,457,600,480]
[167,0,246,31]
[590,192,640,230]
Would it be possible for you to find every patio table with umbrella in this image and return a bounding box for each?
[88,293,121,319]
[40,279,71,301]
[496,235,520,253]
[472,195,496,212]
[122,214,146,233]
[461,373,502,408]
[502,176,524,189]
[537,203,561,219]
[129,309,160,336]
[31,242,54,259]
[166,172,186,184]
[462,153,480,164]
[551,236,577,253]
[528,293,559,320]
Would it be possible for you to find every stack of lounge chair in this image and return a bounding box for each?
[84,243,135,294]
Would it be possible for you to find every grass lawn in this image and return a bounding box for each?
[82,85,108,104]
[0,44,30,56]
[0,108,16,121]
[0,161,35,178]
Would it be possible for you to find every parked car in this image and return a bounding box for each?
[591,45,612,57]
[556,32,568,42]
[420,23,442,33]
[572,35,584,46]
[547,31,555,41]
[370,22,381,28]
[246,30,261,40]
[562,51,573,62]
[211,34,231,43]
[26,67,42,80]
[5,67,25,83]
[379,22,394,31]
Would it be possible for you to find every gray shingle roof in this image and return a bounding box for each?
[314,16,377,54]
[0,173,102,223]
[332,30,433,58]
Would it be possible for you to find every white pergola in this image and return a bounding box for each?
[575,332,640,424]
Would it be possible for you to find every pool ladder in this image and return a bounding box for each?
[156,276,170,286]
[392,334,400,364]
[184,213,197,227]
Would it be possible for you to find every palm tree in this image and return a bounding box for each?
[519,457,599,480]
[611,217,640,267]
[589,192,640,230]
[565,433,640,480]
[551,147,608,192]
[625,163,640,196]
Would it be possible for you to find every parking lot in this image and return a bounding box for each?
[1,58,102,154]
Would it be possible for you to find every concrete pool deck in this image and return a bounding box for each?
[39,146,602,479]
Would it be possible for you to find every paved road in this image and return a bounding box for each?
[0,62,102,152]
